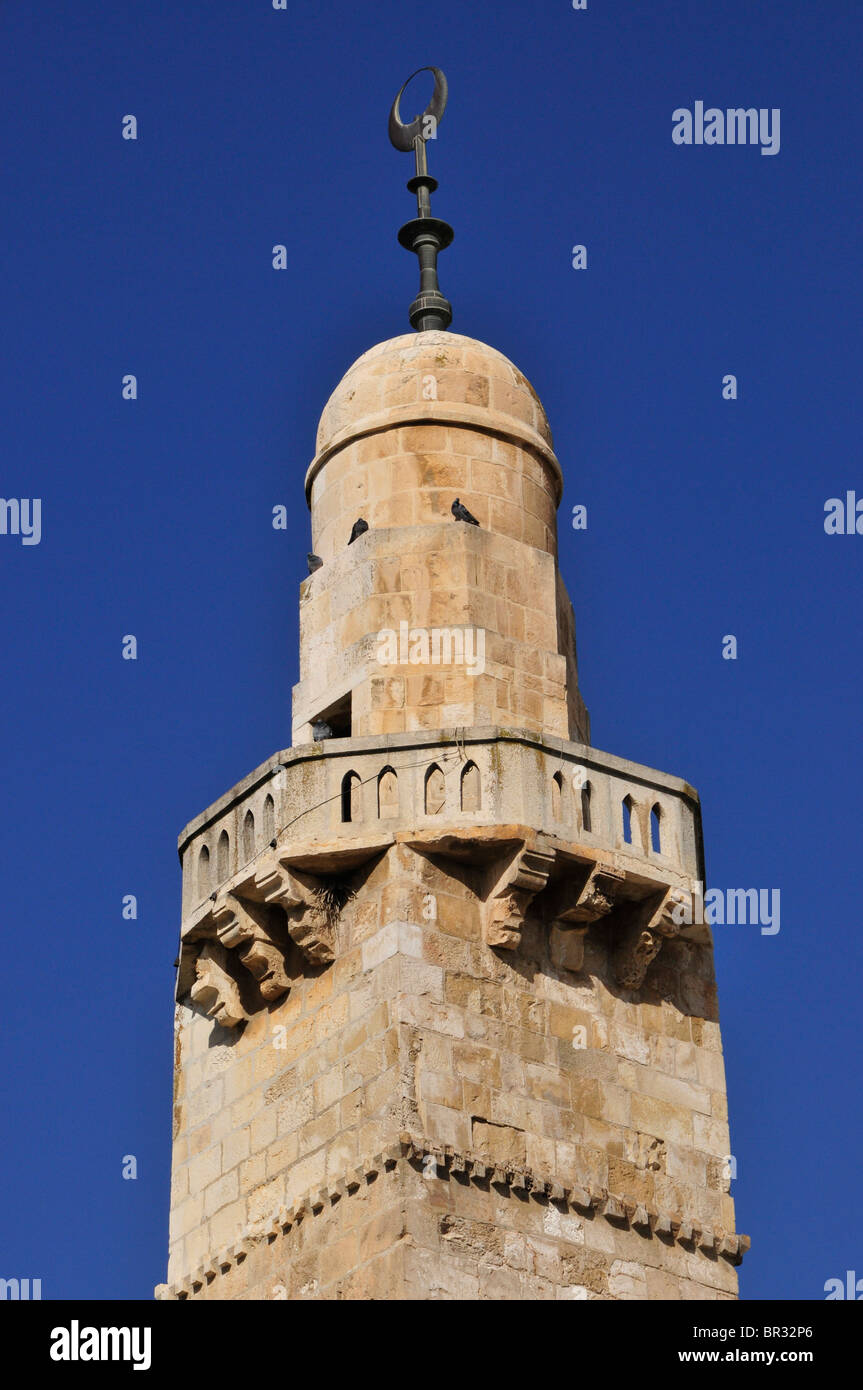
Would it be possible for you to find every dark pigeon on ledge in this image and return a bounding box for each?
[452,498,480,525]
[307,552,323,573]
[312,720,334,742]
[348,517,368,545]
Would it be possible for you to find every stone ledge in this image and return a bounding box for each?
[304,402,563,506]
[154,1133,750,1300]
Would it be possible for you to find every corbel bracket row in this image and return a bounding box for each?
[180,850,340,1027]
[180,830,698,1026]
[479,835,686,987]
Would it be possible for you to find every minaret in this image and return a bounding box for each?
[158,72,746,1301]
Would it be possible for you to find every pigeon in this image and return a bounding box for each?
[348,517,368,545]
[452,498,480,526]
[312,719,334,742]
[307,552,323,574]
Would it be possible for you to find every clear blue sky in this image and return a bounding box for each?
[1,0,859,1300]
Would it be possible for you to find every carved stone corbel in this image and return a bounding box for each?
[612,888,679,989]
[541,861,622,973]
[651,888,685,942]
[285,904,336,965]
[253,854,300,906]
[190,942,248,1028]
[613,926,662,989]
[546,861,626,971]
[483,842,556,948]
[253,854,336,965]
[211,893,292,1001]
[562,862,626,924]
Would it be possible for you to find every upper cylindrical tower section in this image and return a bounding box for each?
[305,332,563,562]
[293,330,589,747]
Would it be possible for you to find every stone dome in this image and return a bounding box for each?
[307,332,559,503]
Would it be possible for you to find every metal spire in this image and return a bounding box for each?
[388,66,453,332]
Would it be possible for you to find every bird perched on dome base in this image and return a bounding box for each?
[452,498,479,525]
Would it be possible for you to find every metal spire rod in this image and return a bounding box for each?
[388,66,453,332]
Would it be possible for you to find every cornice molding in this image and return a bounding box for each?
[155,1132,749,1300]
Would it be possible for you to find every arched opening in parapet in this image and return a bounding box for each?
[460,761,481,812]
[551,771,563,820]
[378,767,399,819]
[243,810,255,861]
[217,830,230,880]
[580,781,592,833]
[263,794,275,843]
[622,796,634,846]
[341,771,361,823]
[424,764,446,815]
[197,844,210,899]
[650,804,662,854]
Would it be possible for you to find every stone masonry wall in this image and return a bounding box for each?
[162,839,742,1300]
[293,523,589,743]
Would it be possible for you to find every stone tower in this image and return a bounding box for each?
[157,79,747,1301]
[157,328,747,1301]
